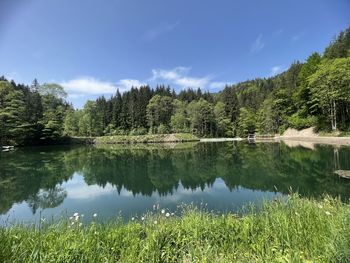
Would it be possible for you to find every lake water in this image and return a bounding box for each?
[1,141,350,224]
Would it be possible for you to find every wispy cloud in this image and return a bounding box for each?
[151,66,211,89]
[209,81,235,89]
[4,71,20,81]
[250,34,265,53]
[270,66,283,76]
[291,31,305,42]
[144,21,180,41]
[273,29,284,35]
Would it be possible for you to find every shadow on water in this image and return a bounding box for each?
[0,141,350,220]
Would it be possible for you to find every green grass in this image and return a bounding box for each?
[319,131,350,137]
[94,133,199,144]
[1,195,350,262]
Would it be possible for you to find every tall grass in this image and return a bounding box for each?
[94,133,199,144]
[1,195,349,262]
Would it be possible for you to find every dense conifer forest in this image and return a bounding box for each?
[1,27,349,146]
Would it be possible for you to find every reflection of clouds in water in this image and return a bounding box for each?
[64,174,115,199]
[64,173,145,200]
[154,178,228,202]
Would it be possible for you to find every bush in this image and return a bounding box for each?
[157,124,170,134]
[288,113,317,130]
[129,127,148,136]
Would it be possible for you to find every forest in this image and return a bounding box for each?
[1,27,349,146]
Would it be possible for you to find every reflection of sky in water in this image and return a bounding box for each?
[1,173,281,224]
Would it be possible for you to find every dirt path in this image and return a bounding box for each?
[276,128,350,146]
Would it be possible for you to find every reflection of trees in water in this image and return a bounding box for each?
[1,143,350,215]
[0,146,76,214]
[26,186,67,214]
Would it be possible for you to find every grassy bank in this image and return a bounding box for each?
[1,196,349,262]
[94,133,199,144]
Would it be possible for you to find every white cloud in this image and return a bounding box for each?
[151,67,211,89]
[209,81,235,89]
[116,79,147,91]
[61,66,231,101]
[61,77,117,95]
[270,66,282,76]
[250,34,265,53]
[144,21,180,41]
[61,77,146,96]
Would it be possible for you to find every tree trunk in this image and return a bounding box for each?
[330,101,337,131]
[333,101,337,131]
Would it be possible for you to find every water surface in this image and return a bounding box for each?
[1,141,350,224]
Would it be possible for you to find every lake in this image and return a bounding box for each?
[1,141,350,224]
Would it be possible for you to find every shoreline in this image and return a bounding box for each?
[275,136,350,146]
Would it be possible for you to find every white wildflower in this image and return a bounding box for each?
[325,211,331,216]
[141,217,145,221]
[75,215,80,221]
[171,213,174,216]
[69,216,73,220]
[93,213,97,218]
[161,209,165,214]
[165,212,170,217]
[79,223,82,227]
[71,221,75,226]
[73,212,79,217]
[131,217,135,221]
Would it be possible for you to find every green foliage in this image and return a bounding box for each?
[146,95,174,134]
[0,80,70,145]
[1,196,349,262]
[324,27,350,59]
[188,98,215,137]
[237,107,256,137]
[308,57,350,131]
[288,113,318,130]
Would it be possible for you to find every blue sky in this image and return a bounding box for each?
[0,0,349,108]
